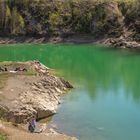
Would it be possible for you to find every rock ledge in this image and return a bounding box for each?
[0,61,73,124]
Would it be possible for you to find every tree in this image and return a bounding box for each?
[10,7,25,34]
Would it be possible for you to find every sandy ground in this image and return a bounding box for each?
[0,122,76,140]
[0,75,77,140]
[1,75,39,101]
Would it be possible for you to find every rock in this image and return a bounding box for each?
[104,37,140,49]
[0,61,73,123]
[91,1,124,36]
[60,78,73,89]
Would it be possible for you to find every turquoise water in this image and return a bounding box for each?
[0,44,140,140]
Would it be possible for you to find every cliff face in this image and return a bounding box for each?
[0,0,139,42]
[91,2,124,37]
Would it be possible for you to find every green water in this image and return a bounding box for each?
[0,44,140,140]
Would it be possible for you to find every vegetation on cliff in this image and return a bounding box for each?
[0,0,139,41]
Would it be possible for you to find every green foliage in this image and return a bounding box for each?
[49,13,62,31]
[0,134,6,140]
[0,74,8,89]
[10,7,25,34]
[0,0,139,36]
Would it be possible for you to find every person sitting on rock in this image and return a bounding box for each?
[4,68,8,71]
[15,67,20,71]
[28,116,36,133]
[15,67,27,72]
[22,68,27,72]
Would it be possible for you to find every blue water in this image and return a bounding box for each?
[0,44,140,140]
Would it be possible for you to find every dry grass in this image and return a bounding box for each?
[0,134,7,140]
[0,74,8,90]
[0,127,8,140]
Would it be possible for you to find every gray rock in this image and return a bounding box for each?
[0,61,73,123]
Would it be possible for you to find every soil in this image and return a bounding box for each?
[0,61,77,140]
[0,121,77,140]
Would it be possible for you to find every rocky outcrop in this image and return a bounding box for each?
[0,61,73,123]
[91,1,124,37]
[104,31,140,49]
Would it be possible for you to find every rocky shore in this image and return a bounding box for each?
[0,35,97,44]
[0,121,77,140]
[0,61,77,140]
[0,61,73,123]
[0,34,139,50]
[103,36,140,49]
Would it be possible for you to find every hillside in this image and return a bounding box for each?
[0,0,139,46]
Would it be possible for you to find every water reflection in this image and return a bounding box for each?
[1,44,140,139]
[41,45,140,103]
[0,44,140,103]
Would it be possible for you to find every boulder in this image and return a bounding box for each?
[104,37,140,49]
[0,61,73,123]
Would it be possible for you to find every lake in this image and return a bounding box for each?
[0,44,140,140]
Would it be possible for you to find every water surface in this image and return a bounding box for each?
[0,44,140,140]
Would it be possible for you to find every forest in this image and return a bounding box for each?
[0,0,139,40]
[0,1,140,140]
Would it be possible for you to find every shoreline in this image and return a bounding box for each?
[0,35,139,49]
[0,35,99,44]
[0,61,77,140]
[0,121,77,140]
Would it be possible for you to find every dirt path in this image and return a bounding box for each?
[0,122,76,140]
